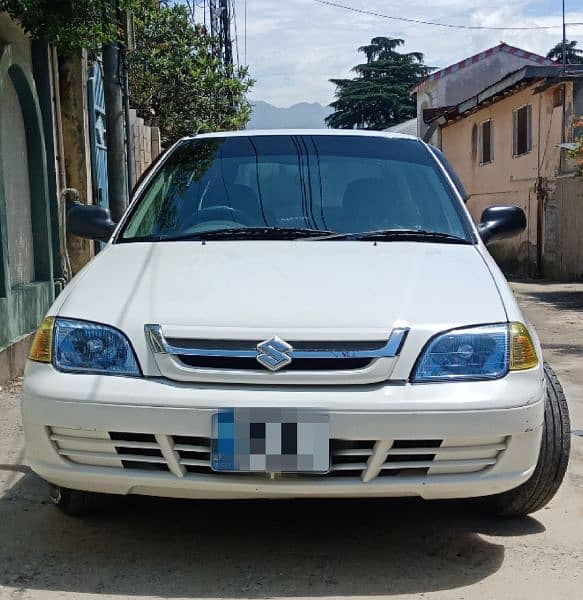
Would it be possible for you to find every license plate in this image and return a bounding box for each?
[211,408,330,473]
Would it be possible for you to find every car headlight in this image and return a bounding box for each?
[412,322,538,382]
[29,317,140,376]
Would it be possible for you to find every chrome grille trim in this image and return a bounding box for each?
[145,324,409,360]
[144,324,409,384]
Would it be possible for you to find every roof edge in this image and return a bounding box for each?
[411,42,554,94]
[423,64,579,125]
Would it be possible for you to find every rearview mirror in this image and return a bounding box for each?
[478,205,526,245]
[67,202,117,242]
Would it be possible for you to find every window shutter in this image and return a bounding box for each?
[490,119,494,162]
[526,104,532,153]
[512,110,517,157]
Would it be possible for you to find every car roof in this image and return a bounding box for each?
[184,129,419,142]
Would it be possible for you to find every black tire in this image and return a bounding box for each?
[48,483,111,517]
[477,362,571,517]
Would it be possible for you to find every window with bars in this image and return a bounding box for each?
[513,105,532,157]
[479,119,493,164]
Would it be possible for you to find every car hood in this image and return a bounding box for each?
[55,241,506,372]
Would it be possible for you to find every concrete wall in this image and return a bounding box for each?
[2,70,34,285]
[441,82,569,275]
[129,109,161,190]
[544,176,583,280]
[0,13,55,383]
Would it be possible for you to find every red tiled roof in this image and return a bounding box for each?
[411,42,554,94]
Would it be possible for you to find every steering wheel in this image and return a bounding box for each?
[194,206,255,227]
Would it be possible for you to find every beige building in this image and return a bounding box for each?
[424,65,583,277]
[412,42,554,144]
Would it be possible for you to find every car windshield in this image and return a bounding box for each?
[120,135,472,242]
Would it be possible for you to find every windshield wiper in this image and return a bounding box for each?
[311,228,471,244]
[134,227,336,242]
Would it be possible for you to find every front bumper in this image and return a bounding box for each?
[21,362,545,500]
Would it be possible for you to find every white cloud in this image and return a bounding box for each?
[238,0,583,107]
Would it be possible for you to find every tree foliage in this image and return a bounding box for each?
[127,2,253,144]
[0,0,139,55]
[547,40,583,65]
[326,37,430,130]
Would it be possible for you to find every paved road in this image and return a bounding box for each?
[1,282,582,600]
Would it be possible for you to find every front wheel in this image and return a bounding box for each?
[476,362,570,517]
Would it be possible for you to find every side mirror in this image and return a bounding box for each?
[67,202,117,242]
[478,205,526,245]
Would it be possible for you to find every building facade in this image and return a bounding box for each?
[0,12,161,383]
[425,65,583,278]
[412,43,554,143]
[0,14,57,381]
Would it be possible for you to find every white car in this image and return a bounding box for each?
[22,130,570,517]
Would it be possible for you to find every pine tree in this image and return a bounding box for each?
[326,37,430,130]
[547,40,583,65]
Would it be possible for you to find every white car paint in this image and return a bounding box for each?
[21,130,545,501]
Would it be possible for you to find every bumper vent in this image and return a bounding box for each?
[50,428,507,482]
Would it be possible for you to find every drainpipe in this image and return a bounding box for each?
[50,47,72,283]
[536,94,543,278]
[535,177,545,278]
[103,40,129,222]
[121,45,134,192]
[422,116,446,144]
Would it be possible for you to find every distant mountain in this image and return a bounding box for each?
[247,100,333,130]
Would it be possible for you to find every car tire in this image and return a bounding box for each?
[476,362,571,517]
[48,483,110,516]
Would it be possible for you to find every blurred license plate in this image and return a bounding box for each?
[211,408,330,473]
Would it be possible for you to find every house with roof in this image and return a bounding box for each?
[412,42,555,143]
[422,61,583,279]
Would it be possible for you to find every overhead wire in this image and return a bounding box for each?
[232,0,240,67]
[313,0,583,31]
[244,0,247,65]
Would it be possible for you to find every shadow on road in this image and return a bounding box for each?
[0,472,545,597]
[518,288,583,312]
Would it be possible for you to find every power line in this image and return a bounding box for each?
[244,0,247,65]
[232,0,240,67]
[313,0,583,31]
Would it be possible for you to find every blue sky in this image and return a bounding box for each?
[186,0,583,107]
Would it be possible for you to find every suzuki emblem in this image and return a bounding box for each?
[256,336,293,371]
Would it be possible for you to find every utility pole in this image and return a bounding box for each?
[219,0,233,67]
[102,0,129,222]
[209,0,219,42]
[562,0,567,75]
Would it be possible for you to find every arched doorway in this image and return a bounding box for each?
[0,45,54,350]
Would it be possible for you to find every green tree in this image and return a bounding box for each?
[326,37,430,130]
[547,40,583,64]
[128,2,253,145]
[0,0,139,55]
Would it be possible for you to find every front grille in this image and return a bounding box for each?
[146,326,409,384]
[178,355,373,371]
[167,339,388,352]
[173,339,382,372]
[50,428,507,481]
